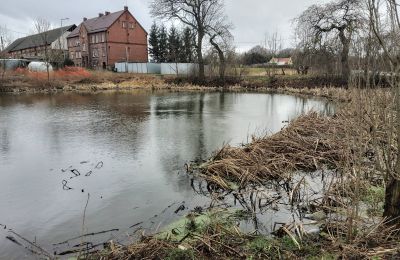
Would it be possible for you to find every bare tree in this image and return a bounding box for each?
[264,31,282,76]
[296,0,364,82]
[0,25,12,80]
[149,0,229,80]
[34,18,52,82]
[208,21,233,79]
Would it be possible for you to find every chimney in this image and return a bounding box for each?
[83,17,87,21]
[124,6,128,11]
[105,11,110,15]
[99,13,104,17]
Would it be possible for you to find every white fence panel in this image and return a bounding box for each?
[147,63,161,74]
[115,62,201,75]
[161,63,199,76]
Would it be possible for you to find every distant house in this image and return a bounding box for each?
[5,25,77,60]
[67,6,148,69]
[268,57,293,66]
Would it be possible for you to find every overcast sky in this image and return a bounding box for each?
[0,0,329,52]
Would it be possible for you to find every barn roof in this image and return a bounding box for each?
[6,25,76,53]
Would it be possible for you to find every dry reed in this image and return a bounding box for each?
[197,112,349,190]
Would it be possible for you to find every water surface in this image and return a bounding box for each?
[0,90,333,258]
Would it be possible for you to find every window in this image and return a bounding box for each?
[101,33,105,42]
[71,52,75,59]
[95,34,99,43]
[83,43,86,51]
[92,49,98,58]
[122,21,127,28]
[129,22,135,29]
[102,47,106,57]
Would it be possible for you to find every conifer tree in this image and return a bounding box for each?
[182,27,195,63]
[158,25,168,62]
[148,22,160,62]
[167,26,181,62]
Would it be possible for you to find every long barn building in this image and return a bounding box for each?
[67,6,148,69]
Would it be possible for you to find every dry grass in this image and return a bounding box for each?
[196,112,348,190]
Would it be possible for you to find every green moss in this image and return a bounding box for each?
[247,237,273,253]
[279,236,299,252]
[363,184,385,216]
[307,253,337,260]
[165,248,195,260]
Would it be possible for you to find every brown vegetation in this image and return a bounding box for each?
[196,112,347,190]
[0,69,166,93]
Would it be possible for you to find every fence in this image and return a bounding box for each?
[115,62,202,76]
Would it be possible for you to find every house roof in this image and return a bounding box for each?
[6,25,76,53]
[67,10,125,38]
[67,9,148,38]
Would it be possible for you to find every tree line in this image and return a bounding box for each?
[149,24,197,63]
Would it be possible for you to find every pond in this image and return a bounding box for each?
[0,90,334,259]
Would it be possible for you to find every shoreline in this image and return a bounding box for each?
[0,78,350,104]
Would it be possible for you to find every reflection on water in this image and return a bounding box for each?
[0,91,334,259]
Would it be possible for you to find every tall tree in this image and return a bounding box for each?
[167,26,181,62]
[158,25,168,63]
[296,0,363,82]
[208,21,233,79]
[0,25,12,80]
[150,0,229,79]
[149,23,161,62]
[181,27,195,63]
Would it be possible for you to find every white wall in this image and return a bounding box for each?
[51,30,70,51]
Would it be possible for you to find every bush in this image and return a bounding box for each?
[63,58,75,67]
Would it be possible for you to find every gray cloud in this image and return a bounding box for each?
[1,0,329,52]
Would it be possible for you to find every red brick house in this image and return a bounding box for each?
[67,6,148,69]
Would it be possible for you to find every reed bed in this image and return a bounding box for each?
[197,112,349,190]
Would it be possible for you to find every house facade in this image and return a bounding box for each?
[67,6,148,69]
[5,25,76,60]
[268,57,293,66]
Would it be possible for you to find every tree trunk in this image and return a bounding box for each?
[384,179,400,224]
[209,36,226,80]
[338,29,351,83]
[384,82,400,225]
[196,31,205,80]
